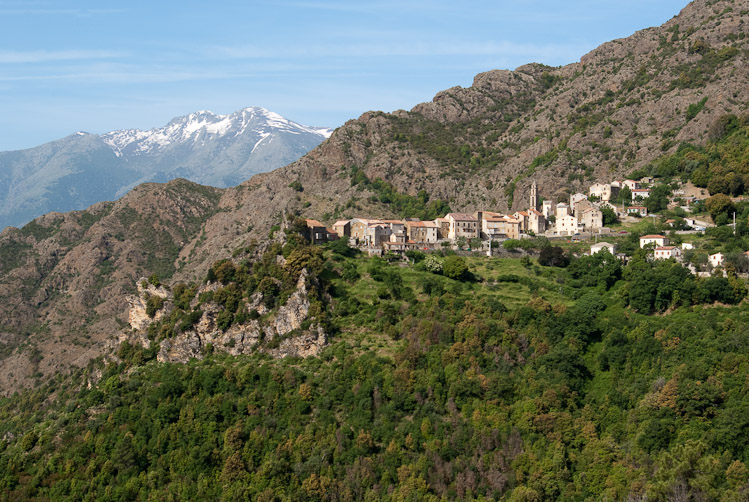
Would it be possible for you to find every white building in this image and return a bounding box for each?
[557,214,581,236]
[654,246,682,260]
[542,200,553,218]
[556,202,570,219]
[570,193,587,208]
[589,183,614,201]
[640,234,668,248]
[627,206,648,217]
[631,189,651,201]
[591,242,616,255]
[709,252,724,268]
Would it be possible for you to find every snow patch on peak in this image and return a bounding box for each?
[101,106,331,156]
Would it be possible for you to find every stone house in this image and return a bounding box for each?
[527,209,546,234]
[434,217,451,239]
[573,199,595,216]
[405,220,438,244]
[479,212,520,240]
[332,220,351,238]
[570,193,587,209]
[383,220,407,243]
[305,219,330,244]
[513,211,529,233]
[579,208,603,230]
[446,213,479,240]
[349,218,373,242]
[364,222,391,248]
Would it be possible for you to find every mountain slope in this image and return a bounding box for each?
[0,0,747,394]
[0,107,331,230]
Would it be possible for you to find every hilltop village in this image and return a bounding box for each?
[303,178,716,258]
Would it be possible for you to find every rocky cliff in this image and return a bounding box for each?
[121,268,327,366]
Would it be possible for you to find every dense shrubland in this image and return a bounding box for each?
[0,233,747,501]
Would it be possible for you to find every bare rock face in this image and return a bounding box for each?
[275,269,310,335]
[126,279,171,331]
[268,325,327,359]
[123,267,326,364]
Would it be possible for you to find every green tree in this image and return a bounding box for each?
[443,255,469,280]
[601,206,619,226]
[538,246,569,267]
[704,194,735,223]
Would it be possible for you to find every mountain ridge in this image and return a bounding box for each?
[0,107,332,230]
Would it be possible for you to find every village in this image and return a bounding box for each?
[300,176,746,272]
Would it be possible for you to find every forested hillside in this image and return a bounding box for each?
[0,0,747,392]
[0,231,747,501]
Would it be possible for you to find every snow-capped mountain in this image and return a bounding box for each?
[102,107,332,158]
[0,107,332,230]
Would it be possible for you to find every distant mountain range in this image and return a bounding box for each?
[0,107,332,230]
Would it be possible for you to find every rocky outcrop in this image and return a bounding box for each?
[123,267,327,364]
[275,269,310,335]
[126,279,170,331]
[268,325,327,359]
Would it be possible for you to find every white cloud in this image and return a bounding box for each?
[0,50,126,64]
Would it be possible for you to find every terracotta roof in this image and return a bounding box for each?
[407,221,438,228]
[306,219,325,227]
[632,189,650,192]
[629,205,647,209]
[640,234,666,239]
[655,246,677,251]
[528,209,543,216]
[333,220,350,226]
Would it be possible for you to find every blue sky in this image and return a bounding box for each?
[0,0,689,151]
